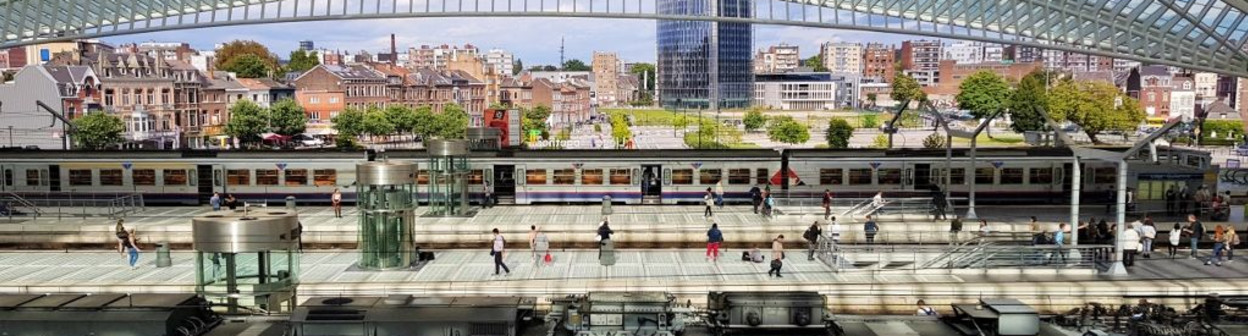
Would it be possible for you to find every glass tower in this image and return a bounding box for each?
[657,0,753,110]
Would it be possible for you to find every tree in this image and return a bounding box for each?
[1006,70,1051,133]
[221,54,271,78]
[562,59,591,71]
[803,54,828,72]
[891,72,926,103]
[411,106,436,139]
[225,100,268,148]
[956,70,1012,120]
[870,134,890,149]
[825,118,854,148]
[2,71,13,82]
[610,113,632,146]
[214,40,278,74]
[523,105,552,136]
[767,116,811,145]
[383,105,417,137]
[286,49,320,73]
[922,132,946,149]
[267,98,307,137]
[529,65,557,71]
[72,113,124,150]
[743,108,767,132]
[513,59,523,76]
[629,63,657,93]
[1047,79,1145,143]
[432,103,470,139]
[361,107,395,140]
[860,114,879,129]
[866,93,878,108]
[331,107,367,141]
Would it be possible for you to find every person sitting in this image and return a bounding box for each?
[749,247,764,263]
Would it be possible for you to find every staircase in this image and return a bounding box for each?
[1,192,43,217]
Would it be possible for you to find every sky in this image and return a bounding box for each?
[112,17,918,66]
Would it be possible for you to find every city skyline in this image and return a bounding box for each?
[111,18,916,65]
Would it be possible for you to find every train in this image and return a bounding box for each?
[0,146,1215,206]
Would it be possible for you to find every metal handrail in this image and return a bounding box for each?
[2,192,43,216]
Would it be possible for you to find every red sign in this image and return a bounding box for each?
[484,109,510,147]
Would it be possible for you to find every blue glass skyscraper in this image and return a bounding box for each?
[657,0,752,109]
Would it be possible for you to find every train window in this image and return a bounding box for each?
[68,169,92,186]
[609,169,632,185]
[25,169,38,186]
[756,169,769,185]
[3,169,10,186]
[819,169,843,185]
[1185,155,1204,168]
[1093,167,1116,184]
[314,169,337,186]
[975,168,994,184]
[553,169,575,185]
[935,168,966,185]
[226,169,250,186]
[468,170,484,185]
[99,169,123,186]
[671,169,694,185]
[133,169,156,186]
[526,169,547,184]
[699,169,722,185]
[285,169,308,186]
[416,170,429,185]
[256,170,279,186]
[581,169,604,185]
[164,169,188,186]
[878,169,902,185]
[728,169,752,185]
[1000,168,1024,184]
[1029,168,1053,184]
[848,169,872,185]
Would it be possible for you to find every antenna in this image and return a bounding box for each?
[560,36,566,68]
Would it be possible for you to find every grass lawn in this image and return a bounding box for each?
[950,132,1026,146]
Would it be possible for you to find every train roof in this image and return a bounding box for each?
[785,147,1079,158]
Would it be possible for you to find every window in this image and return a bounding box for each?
[671,169,694,185]
[164,169,188,186]
[699,169,722,185]
[100,169,123,186]
[1093,167,1117,184]
[133,169,156,186]
[2,169,9,186]
[417,170,429,185]
[975,168,995,184]
[820,168,843,185]
[310,97,320,104]
[728,169,752,185]
[609,169,632,185]
[226,169,250,186]
[526,169,547,184]
[285,169,308,186]
[946,168,966,185]
[25,169,39,186]
[552,169,575,185]
[1029,168,1053,184]
[756,168,769,185]
[256,169,279,186]
[581,169,604,185]
[314,169,337,186]
[69,169,92,186]
[330,97,339,103]
[848,169,872,185]
[1000,168,1024,184]
[878,169,902,185]
[468,170,484,184]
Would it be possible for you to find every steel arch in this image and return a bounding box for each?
[2,0,1248,76]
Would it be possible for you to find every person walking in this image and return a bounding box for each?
[482,182,494,209]
[749,185,763,214]
[1185,214,1204,258]
[707,223,724,262]
[597,218,614,259]
[1206,224,1227,266]
[114,219,127,244]
[1029,216,1042,246]
[763,192,775,218]
[804,222,822,261]
[864,216,879,247]
[210,192,221,211]
[703,188,714,218]
[1123,222,1141,267]
[226,194,238,210]
[490,228,511,275]
[829,216,842,251]
[1049,223,1068,264]
[714,180,725,209]
[528,225,539,262]
[117,228,141,269]
[1169,223,1183,258]
[1225,225,1239,262]
[821,189,832,220]
[768,235,785,277]
[331,189,343,218]
[949,215,963,245]
[1139,219,1157,259]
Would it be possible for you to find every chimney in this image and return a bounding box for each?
[390,34,397,66]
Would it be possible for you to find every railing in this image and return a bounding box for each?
[5,192,145,220]
[2,192,43,217]
[772,197,958,220]
[821,243,1107,272]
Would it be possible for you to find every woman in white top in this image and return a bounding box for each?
[331,188,343,218]
[829,216,842,250]
[491,228,511,275]
[1169,223,1183,258]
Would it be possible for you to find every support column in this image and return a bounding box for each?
[1105,160,1129,276]
[966,137,979,219]
[1070,157,1081,247]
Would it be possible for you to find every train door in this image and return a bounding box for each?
[47,165,60,192]
[493,164,516,204]
[0,164,11,192]
[913,163,932,190]
[196,165,216,204]
[513,165,526,204]
[641,164,662,203]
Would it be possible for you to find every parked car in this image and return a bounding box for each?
[293,134,325,147]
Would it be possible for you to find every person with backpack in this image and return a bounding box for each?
[117,228,141,269]
[804,222,822,261]
[764,193,775,218]
[916,300,938,316]
[749,185,763,214]
[864,216,880,247]
[1169,223,1183,258]
[768,235,785,277]
[1185,214,1204,258]
[491,228,511,275]
[707,223,724,262]
[597,218,614,259]
[821,189,832,220]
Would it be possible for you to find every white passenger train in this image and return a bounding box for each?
[0,146,1213,206]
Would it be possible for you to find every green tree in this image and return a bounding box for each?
[523,105,552,136]
[286,49,320,73]
[1047,79,1145,143]
[562,59,590,71]
[956,70,1012,119]
[866,93,878,108]
[383,105,417,137]
[2,71,13,82]
[225,100,268,148]
[267,98,307,137]
[362,107,395,140]
[513,59,523,76]
[767,116,811,145]
[803,54,828,72]
[870,134,890,149]
[629,63,656,92]
[432,103,470,139]
[331,107,367,142]
[891,72,926,103]
[71,112,124,150]
[922,132,946,149]
[221,54,271,78]
[214,40,278,74]
[610,113,633,146]
[824,118,854,148]
[1006,70,1051,133]
[860,113,879,129]
[411,106,436,139]
[743,108,767,132]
